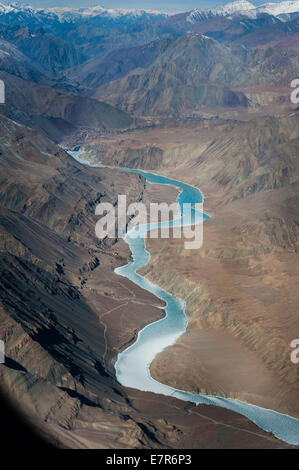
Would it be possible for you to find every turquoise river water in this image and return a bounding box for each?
[69,151,299,446]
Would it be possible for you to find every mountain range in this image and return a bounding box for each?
[0,1,297,121]
[1,1,299,21]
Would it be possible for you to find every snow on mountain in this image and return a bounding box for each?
[0,1,298,24]
[0,2,168,23]
[0,2,15,13]
[187,0,299,24]
[0,37,27,59]
[255,1,299,16]
[44,5,167,20]
[187,1,255,23]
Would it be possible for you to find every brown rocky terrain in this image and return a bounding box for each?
[90,35,299,118]
[0,113,294,448]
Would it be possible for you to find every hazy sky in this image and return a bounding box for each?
[3,1,282,13]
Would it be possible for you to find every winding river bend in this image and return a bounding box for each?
[70,151,299,446]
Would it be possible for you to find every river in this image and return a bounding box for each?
[69,150,299,446]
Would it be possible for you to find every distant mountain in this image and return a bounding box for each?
[0,2,298,120]
[0,1,298,120]
[66,38,173,90]
[0,1,298,63]
[93,34,249,116]
[0,3,173,60]
[2,1,298,23]
[12,26,82,75]
[89,32,299,117]
[0,70,133,141]
[184,0,299,24]
[186,0,255,24]
[206,11,299,47]
[164,2,299,49]
[164,0,299,39]
[252,0,299,17]
[0,24,82,75]
[43,4,168,22]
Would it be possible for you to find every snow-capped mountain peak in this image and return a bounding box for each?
[187,0,299,24]
[0,2,15,13]
[0,2,168,21]
[255,0,299,16]
[0,2,35,14]
[0,1,298,24]
[187,1,255,24]
[44,4,167,20]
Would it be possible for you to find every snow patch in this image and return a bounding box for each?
[186,0,299,23]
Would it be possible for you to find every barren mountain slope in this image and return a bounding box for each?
[91,35,299,117]
[144,116,299,417]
